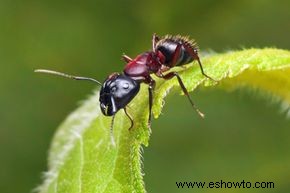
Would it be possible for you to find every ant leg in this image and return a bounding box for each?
[158,71,205,118]
[152,33,160,52]
[148,77,156,129]
[124,107,134,130]
[122,54,133,63]
[195,56,217,82]
[183,45,217,82]
[110,115,116,146]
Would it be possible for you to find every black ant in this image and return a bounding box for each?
[35,34,216,139]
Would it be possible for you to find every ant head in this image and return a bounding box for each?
[99,73,140,116]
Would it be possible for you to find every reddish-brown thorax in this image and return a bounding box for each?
[123,51,166,82]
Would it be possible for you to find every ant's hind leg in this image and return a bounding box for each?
[195,56,217,82]
[183,45,217,82]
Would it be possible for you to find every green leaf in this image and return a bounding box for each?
[37,48,290,193]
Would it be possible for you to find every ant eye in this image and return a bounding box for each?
[123,83,129,89]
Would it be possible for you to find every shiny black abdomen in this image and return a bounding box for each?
[156,38,195,67]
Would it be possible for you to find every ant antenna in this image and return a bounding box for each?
[34,69,102,85]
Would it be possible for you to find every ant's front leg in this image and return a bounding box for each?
[156,71,205,118]
[124,107,134,130]
[122,54,133,63]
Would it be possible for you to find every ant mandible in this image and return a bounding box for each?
[35,34,216,138]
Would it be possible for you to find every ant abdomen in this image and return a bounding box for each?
[155,35,198,67]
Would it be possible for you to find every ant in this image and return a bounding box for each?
[35,34,216,140]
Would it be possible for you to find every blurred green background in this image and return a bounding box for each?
[0,0,290,193]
